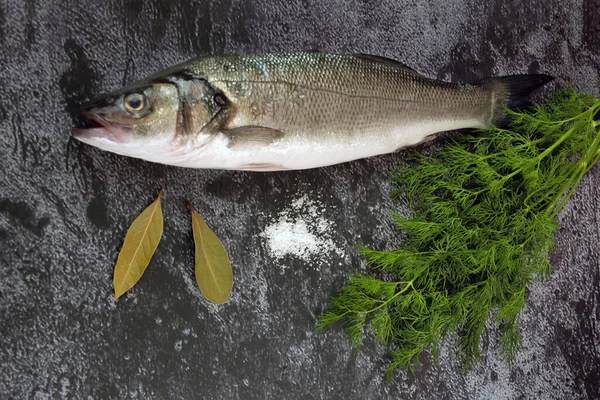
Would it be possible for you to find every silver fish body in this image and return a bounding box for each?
[72,52,552,171]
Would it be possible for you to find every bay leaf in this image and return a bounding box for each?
[189,201,233,304]
[113,189,164,300]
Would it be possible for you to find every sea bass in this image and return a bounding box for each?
[72,52,552,171]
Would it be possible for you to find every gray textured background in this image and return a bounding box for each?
[1,0,599,399]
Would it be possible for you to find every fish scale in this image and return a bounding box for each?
[184,53,492,141]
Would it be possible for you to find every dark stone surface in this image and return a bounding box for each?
[1,1,599,399]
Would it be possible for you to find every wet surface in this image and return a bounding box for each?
[1,0,599,399]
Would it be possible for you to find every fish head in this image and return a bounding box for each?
[72,76,223,163]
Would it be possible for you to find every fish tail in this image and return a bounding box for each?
[483,74,554,127]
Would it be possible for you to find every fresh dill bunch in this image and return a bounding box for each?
[318,86,600,378]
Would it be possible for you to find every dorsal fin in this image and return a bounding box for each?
[149,71,208,85]
[354,54,418,73]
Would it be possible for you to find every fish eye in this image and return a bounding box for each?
[124,93,145,113]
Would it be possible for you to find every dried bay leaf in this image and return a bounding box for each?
[113,189,164,300]
[188,201,233,304]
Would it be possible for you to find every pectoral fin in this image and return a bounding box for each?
[225,126,285,149]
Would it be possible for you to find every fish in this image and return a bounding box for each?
[72,52,553,171]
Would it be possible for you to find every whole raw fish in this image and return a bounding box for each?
[72,52,552,171]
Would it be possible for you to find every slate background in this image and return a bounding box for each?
[1,0,599,399]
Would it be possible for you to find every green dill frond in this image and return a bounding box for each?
[318,86,600,377]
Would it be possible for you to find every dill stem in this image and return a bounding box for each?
[330,280,416,319]
[482,104,598,202]
[547,116,600,215]
[477,124,581,198]
[478,138,545,161]
[537,124,578,163]
[549,167,583,216]
[588,150,600,174]
[365,280,415,314]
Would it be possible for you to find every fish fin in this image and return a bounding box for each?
[393,134,438,152]
[354,54,418,73]
[238,163,290,171]
[225,126,285,148]
[482,74,554,127]
[149,71,208,85]
[420,134,438,143]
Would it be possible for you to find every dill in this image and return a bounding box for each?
[318,86,600,378]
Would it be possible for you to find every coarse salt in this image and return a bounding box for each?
[260,195,343,262]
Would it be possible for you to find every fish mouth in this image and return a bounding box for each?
[72,111,133,144]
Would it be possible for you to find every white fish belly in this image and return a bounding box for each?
[181,118,485,171]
